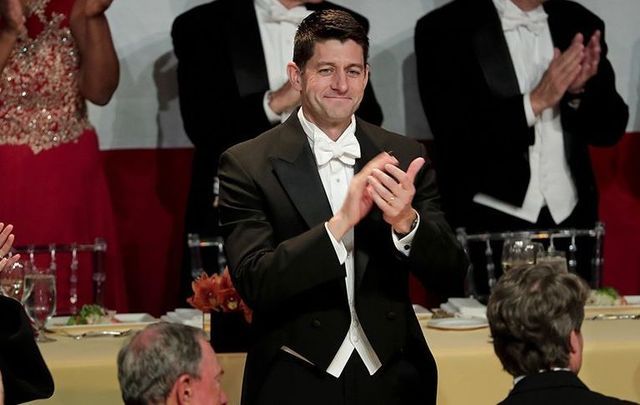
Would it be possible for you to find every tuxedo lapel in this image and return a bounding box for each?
[353,124,384,289]
[472,0,521,99]
[227,0,270,98]
[270,116,333,229]
[545,2,572,51]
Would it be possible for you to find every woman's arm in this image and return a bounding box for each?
[0,0,25,74]
[70,0,119,105]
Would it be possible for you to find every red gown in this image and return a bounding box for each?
[0,0,127,313]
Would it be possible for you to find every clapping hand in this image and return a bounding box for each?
[0,223,20,273]
[367,157,425,234]
[568,30,601,94]
[0,0,26,36]
[84,0,113,18]
[328,152,398,241]
[530,33,584,115]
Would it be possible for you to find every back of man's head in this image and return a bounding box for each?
[293,9,369,70]
[117,322,207,404]
[486,265,589,377]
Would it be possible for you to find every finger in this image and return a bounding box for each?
[368,186,395,213]
[361,152,398,176]
[6,254,20,270]
[405,157,426,184]
[367,173,395,203]
[0,258,7,273]
[0,234,14,257]
[383,157,425,188]
[0,224,13,247]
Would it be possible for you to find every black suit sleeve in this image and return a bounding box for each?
[559,18,628,146]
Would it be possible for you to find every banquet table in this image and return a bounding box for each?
[32,318,640,404]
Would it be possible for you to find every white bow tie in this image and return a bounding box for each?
[501,9,548,36]
[313,135,361,168]
[266,5,310,25]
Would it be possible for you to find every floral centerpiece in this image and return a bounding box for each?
[187,267,252,323]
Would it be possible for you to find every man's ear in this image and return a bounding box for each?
[175,374,193,404]
[568,329,583,373]
[287,62,302,91]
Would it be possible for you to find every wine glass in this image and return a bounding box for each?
[0,257,25,300]
[537,237,568,272]
[22,266,57,342]
[502,238,543,272]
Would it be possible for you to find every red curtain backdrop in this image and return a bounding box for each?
[103,133,640,315]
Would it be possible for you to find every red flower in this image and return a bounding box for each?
[187,268,253,323]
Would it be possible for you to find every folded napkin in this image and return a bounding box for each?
[441,298,487,320]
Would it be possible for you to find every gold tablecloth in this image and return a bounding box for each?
[32,319,640,404]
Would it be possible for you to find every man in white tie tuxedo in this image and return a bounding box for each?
[415,0,628,293]
[172,0,383,303]
[219,9,467,405]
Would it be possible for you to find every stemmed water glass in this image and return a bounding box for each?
[501,238,543,272]
[22,263,57,342]
[0,256,25,300]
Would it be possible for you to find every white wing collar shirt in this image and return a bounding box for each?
[254,0,311,123]
[473,0,578,224]
[279,108,420,378]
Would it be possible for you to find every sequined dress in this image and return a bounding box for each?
[0,0,127,313]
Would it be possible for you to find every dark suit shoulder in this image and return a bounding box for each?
[356,119,424,158]
[416,0,477,31]
[499,372,636,405]
[223,122,288,160]
[173,1,216,31]
[172,0,244,35]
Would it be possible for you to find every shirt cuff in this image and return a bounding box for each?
[523,93,537,127]
[324,222,348,264]
[263,91,282,124]
[391,213,420,257]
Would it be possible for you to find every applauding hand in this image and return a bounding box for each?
[328,152,398,241]
[0,223,20,273]
[367,157,425,234]
[568,30,601,94]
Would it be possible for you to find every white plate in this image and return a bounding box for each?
[426,317,489,331]
[46,313,157,331]
[625,295,640,305]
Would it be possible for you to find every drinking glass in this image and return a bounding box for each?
[22,266,57,342]
[502,238,543,272]
[0,258,24,300]
[537,250,568,272]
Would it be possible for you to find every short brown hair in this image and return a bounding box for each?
[293,9,369,70]
[486,265,589,376]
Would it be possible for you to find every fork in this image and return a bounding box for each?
[589,314,640,321]
[48,328,133,340]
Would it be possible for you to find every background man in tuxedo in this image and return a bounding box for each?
[415,0,628,292]
[219,9,466,404]
[172,0,383,301]
[487,264,635,404]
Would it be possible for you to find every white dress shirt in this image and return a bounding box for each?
[473,0,578,224]
[280,108,419,378]
[254,0,311,123]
